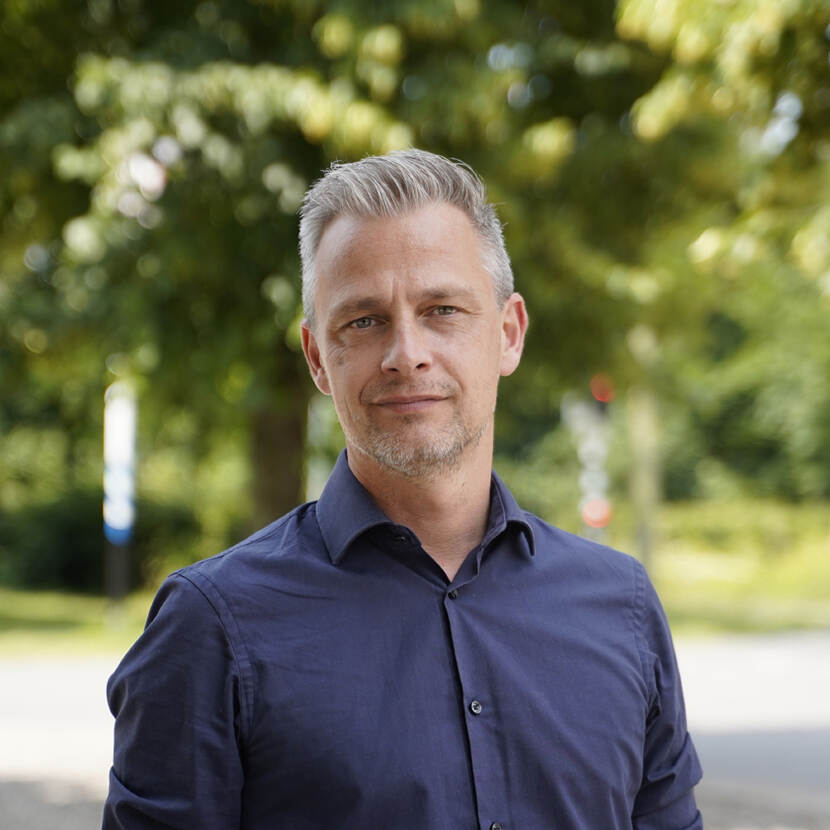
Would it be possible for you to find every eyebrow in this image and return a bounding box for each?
[327,297,384,323]
[420,287,480,304]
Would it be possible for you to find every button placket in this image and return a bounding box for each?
[443,577,508,830]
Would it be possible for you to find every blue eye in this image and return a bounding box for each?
[350,317,374,329]
[433,306,456,316]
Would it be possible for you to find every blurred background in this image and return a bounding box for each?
[1,1,829,828]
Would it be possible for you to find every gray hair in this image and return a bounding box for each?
[298,148,513,326]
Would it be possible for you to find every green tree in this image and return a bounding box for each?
[614,0,830,499]
[3,0,829,592]
[2,0,668,536]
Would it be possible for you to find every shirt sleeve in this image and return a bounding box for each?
[103,572,248,829]
[632,563,703,830]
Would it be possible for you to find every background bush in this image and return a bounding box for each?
[0,488,200,593]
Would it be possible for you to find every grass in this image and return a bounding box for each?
[656,546,830,635]
[615,499,830,635]
[1,499,828,654]
[0,587,152,656]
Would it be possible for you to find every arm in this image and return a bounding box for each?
[632,565,703,830]
[103,573,248,829]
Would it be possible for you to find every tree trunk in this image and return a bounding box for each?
[249,389,309,530]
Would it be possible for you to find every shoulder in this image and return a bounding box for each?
[115,503,323,719]
[520,514,679,682]
[522,510,645,584]
[174,500,322,591]
[134,500,325,659]
[515,512,660,651]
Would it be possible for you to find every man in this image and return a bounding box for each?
[104,149,702,829]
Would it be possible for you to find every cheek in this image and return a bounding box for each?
[323,349,373,403]
[326,339,351,368]
[326,332,383,370]
[470,345,505,402]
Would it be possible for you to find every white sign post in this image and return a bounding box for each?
[103,381,136,602]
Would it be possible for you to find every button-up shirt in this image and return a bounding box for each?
[104,451,702,829]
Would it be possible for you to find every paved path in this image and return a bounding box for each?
[676,631,830,830]
[1,655,115,828]
[1,632,829,828]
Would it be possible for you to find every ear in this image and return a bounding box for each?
[499,293,528,377]
[301,321,331,395]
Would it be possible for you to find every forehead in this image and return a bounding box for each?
[313,203,494,317]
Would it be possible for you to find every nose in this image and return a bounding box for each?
[380,318,431,376]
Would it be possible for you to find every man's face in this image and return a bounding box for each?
[301,202,527,479]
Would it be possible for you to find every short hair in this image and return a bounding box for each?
[298,148,514,326]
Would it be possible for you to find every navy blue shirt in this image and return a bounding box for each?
[104,451,702,829]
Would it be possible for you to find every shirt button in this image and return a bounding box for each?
[393,534,407,543]
[490,823,503,830]
[447,589,458,600]
[469,699,483,715]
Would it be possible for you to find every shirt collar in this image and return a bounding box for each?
[316,451,394,565]
[490,469,536,557]
[316,450,536,564]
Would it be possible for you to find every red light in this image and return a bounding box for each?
[581,498,612,528]
[590,373,615,403]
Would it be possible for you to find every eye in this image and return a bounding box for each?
[432,305,457,316]
[348,316,375,330]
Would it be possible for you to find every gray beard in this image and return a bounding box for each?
[357,415,488,479]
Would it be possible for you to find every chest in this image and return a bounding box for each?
[235,570,647,828]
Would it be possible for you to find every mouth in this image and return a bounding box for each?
[371,395,446,414]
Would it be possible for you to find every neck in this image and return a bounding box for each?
[347,438,494,581]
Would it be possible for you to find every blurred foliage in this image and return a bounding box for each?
[0,488,199,592]
[649,499,830,633]
[1,0,830,590]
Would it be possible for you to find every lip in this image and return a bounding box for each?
[371,396,445,413]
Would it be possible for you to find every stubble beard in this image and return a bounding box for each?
[344,394,492,479]
[364,415,489,479]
